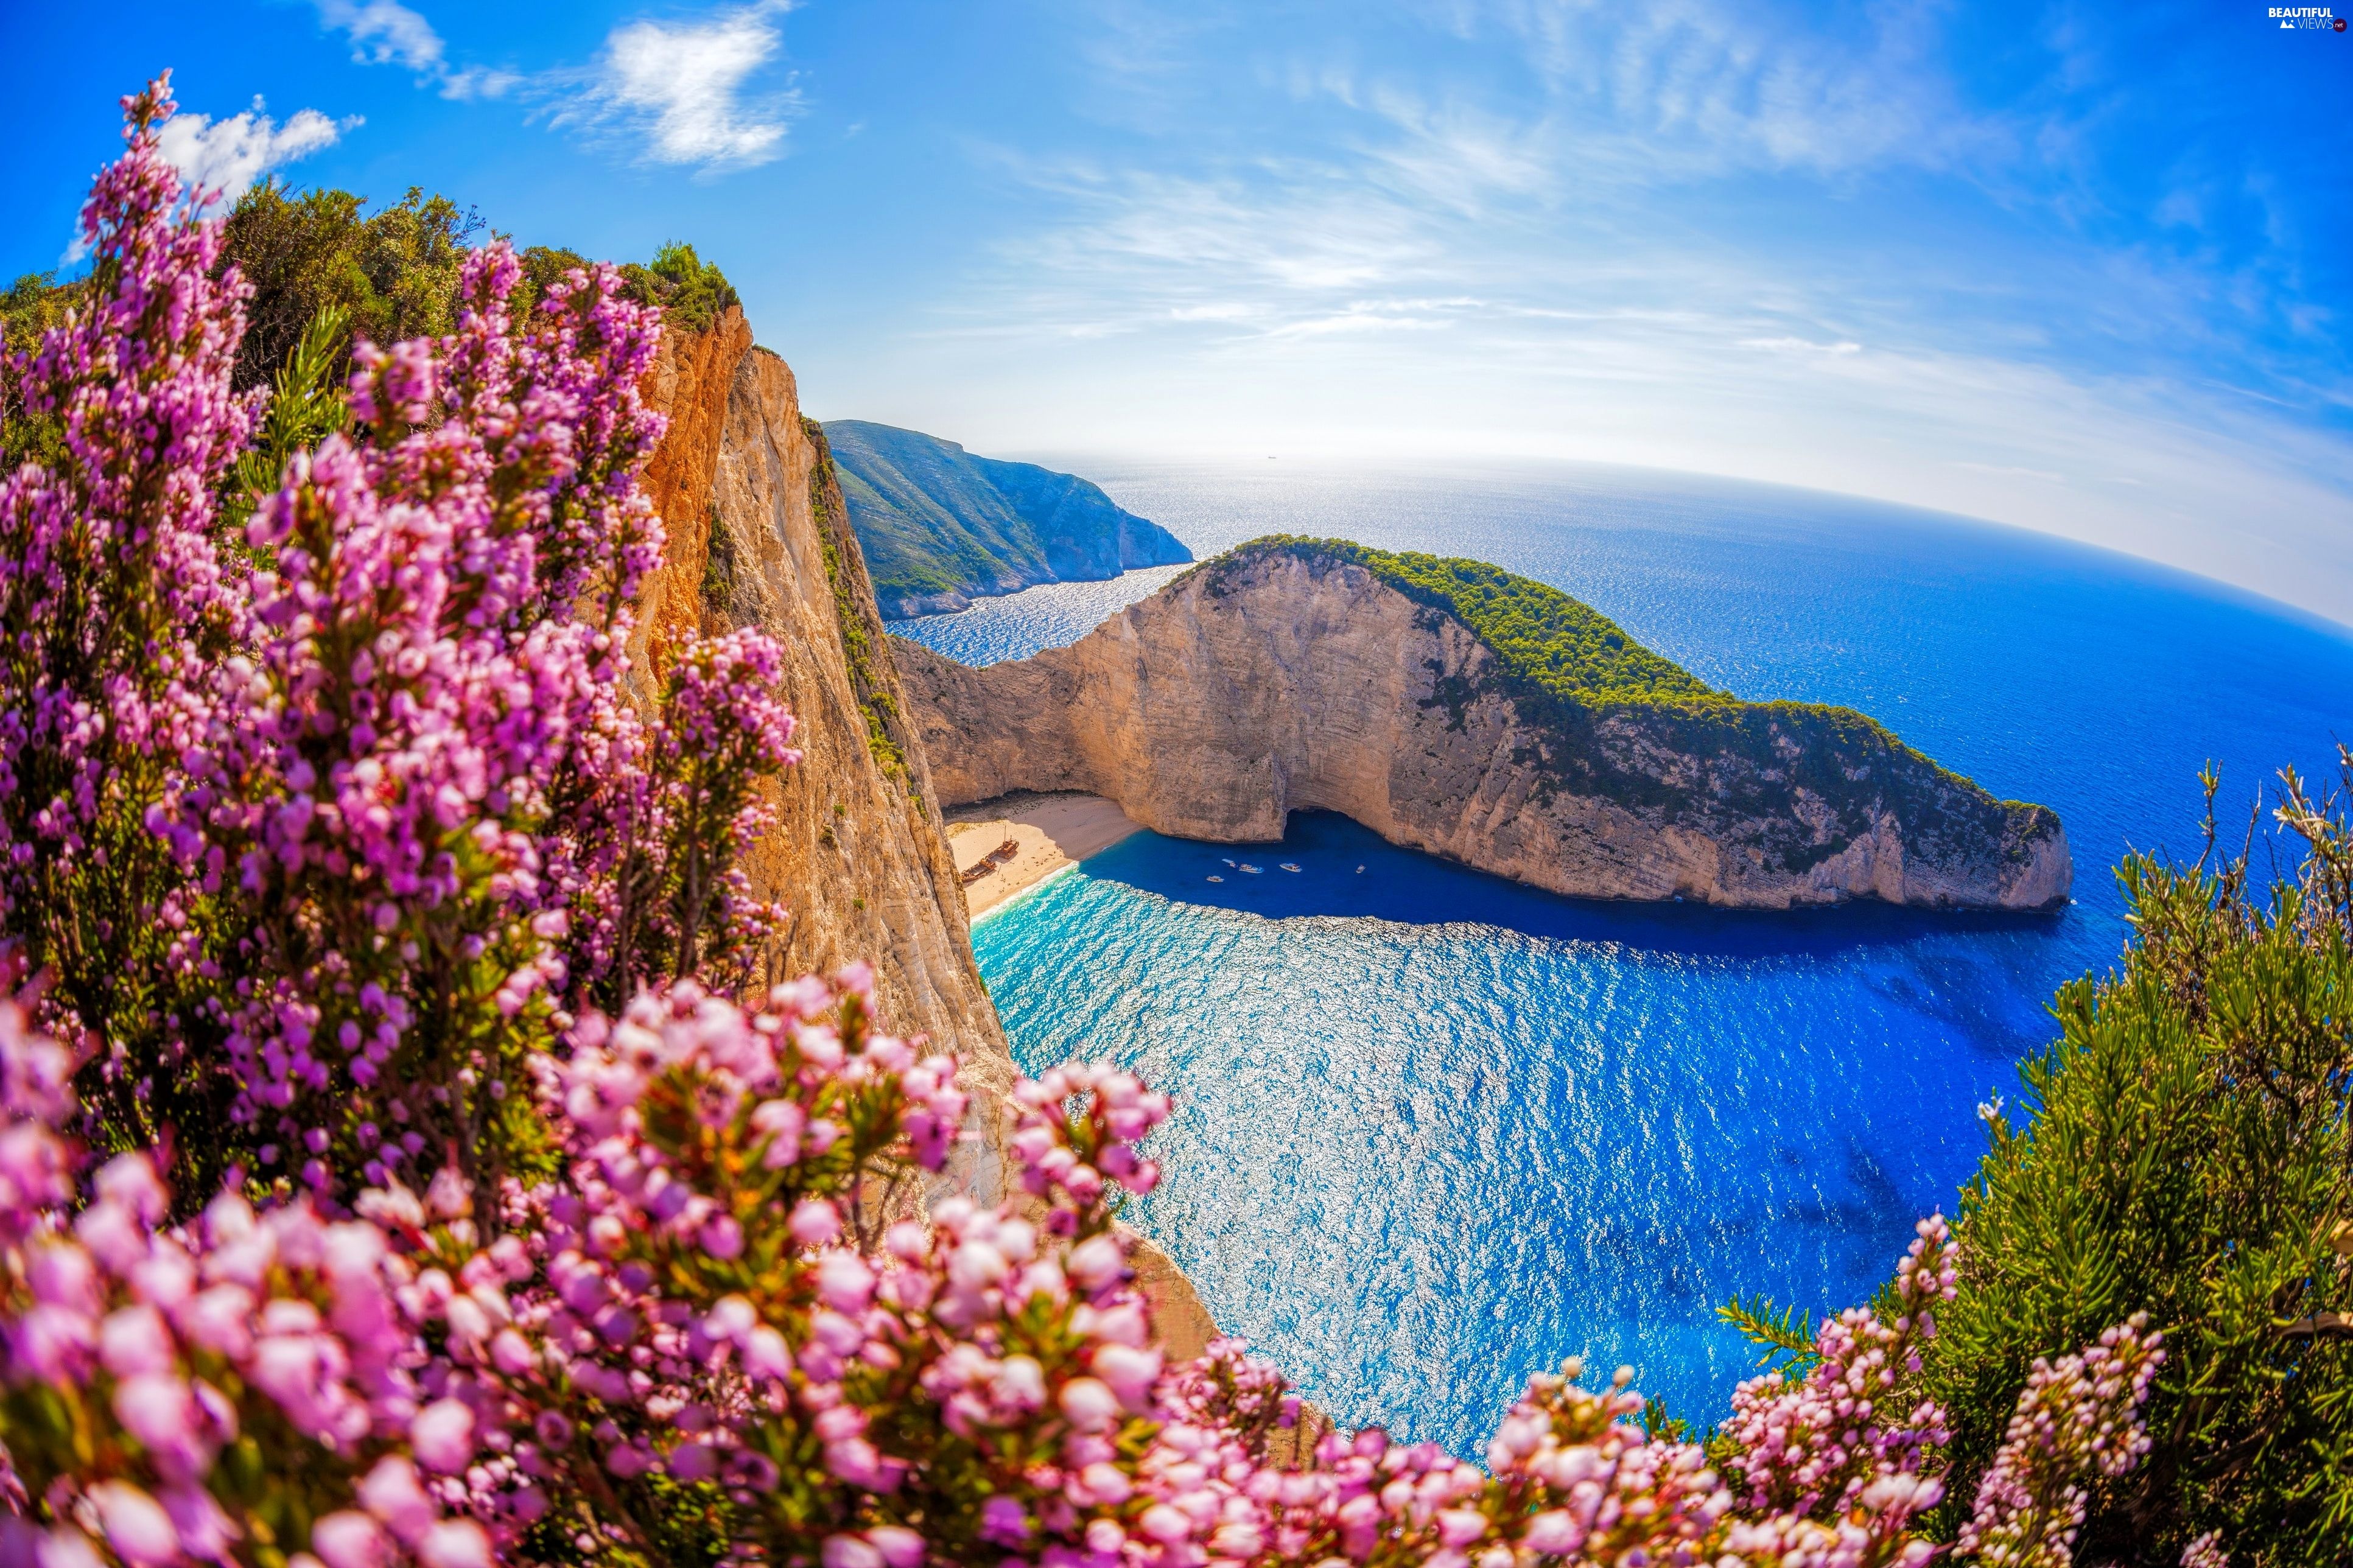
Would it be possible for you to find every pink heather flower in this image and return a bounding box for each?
[1958,1314,2165,1567]
[26,1245,99,1312]
[1092,1342,1163,1410]
[1064,1234,1124,1292]
[160,1486,238,1562]
[415,1521,493,1568]
[1522,1510,1579,1555]
[308,1512,391,1568]
[821,1535,883,1568]
[32,1528,106,1568]
[2181,1531,2230,1568]
[864,1527,924,1568]
[98,1305,176,1378]
[700,1214,743,1258]
[1057,1376,1122,1432]
[788,1197,841,1247]
[1138,1503,1193,1545]
[111,1374,205,1472]
[410,1398,475,1472]
[743,1325,792,1381]
[88,1483,178,1568]
[815,1252,875,1313]
[978,1496,1030,1547]
[356,1458,438,1545]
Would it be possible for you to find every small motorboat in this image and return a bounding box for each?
[1221,857,1236,867]
[1238,864,1263,875]
[1278,863,1301,872]
[1355,865,1366,873]
[1206,875,1224,883]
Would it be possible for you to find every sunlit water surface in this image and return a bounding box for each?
[887,460,2353,1451]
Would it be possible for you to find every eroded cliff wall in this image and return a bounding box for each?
[628,315,1228,1344]
[630,311,1011,1113]
[896,548,2072,912]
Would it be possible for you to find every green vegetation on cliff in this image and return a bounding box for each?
[4,180,741,452]
[1207,536,1718,707]
[804,418,916,797]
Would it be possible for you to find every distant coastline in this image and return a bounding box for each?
[824,421,1191,618]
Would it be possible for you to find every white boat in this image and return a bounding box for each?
[1238,864,1263,875]
[1206,875,1224,883]
[1278,863,1301,872]
[1221,858,1236,867]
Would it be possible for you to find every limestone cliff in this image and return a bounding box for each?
[894,539,2073,912]
[629,317,1230,1348]
[628,310,1011,1119]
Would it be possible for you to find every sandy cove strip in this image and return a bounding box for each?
[946,791,1145,918]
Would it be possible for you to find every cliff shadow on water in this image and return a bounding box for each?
[1065,810,2071,964]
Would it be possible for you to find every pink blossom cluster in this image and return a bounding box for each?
[0,74,799,1203]
[0,78,253,900]
[1712,1216,1962,1564]
[0,995,488,1568]
[1954,1315,2165,1568]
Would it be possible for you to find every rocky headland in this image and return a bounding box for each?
[894,537,2073,911]
[825,419,1192,617]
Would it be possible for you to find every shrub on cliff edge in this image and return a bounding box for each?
[1928,763,2353,1563]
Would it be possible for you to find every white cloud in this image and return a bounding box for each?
[314,0,516,99]
[156,100,352,203]
[317,0,443,71]
[1450,0,2002,181]
[567,2,801,170]
[1744,337,1863,355]
[68,99,351,262]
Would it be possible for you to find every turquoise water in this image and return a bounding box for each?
[890,461,2353,1452]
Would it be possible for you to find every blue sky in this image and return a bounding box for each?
[7,1,2351,622]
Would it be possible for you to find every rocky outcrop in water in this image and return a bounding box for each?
[894,540,2072,912]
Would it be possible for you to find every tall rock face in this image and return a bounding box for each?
[895,542,2073,912]
[824,420,1191,617]
[629,311,1011,1115]
[631,321,1222,1341]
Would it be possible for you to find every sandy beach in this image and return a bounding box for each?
[945,791,1144,917]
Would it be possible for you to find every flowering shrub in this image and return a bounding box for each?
[0,78,2186,1568]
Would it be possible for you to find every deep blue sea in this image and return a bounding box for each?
[886,460,2353,1453]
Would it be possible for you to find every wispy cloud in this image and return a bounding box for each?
[157,99,351,203]
[560,2,802,171]
[65,98,351,263]
[1452,0,2002,181]
[1744,337,1863,355]
[313,0,517,99]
